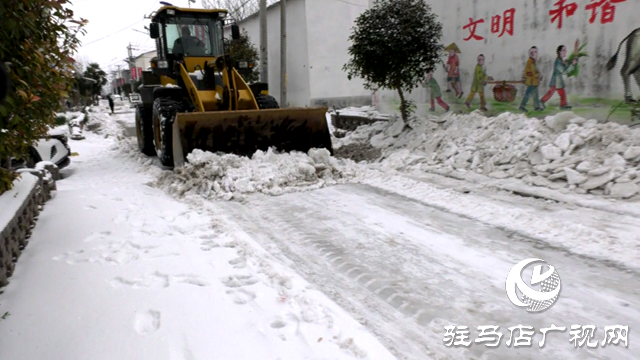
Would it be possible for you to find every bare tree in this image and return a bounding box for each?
[201,0,277,21]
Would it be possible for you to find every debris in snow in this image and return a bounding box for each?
[609,182,639,199]
[332,107,640,199]
[334,143,382,163]
[541,144,562,161]
[154,148,360,201]
[623,146,640,160]
[564,167,587,185]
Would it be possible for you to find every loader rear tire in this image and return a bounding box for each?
[152,97,182,167]
[255,94,279,109]
[135,106,155,156]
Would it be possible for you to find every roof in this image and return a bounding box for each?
[151,5,228,22]
[134,50,156,60]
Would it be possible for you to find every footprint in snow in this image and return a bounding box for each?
[134,310,161,335]
[226,288,257,305]
[174,274,210,287]
[110,272,209,289]
[270,319,286,329]
[83,231,112,242]
[228,256,247,269]
[52,250,89,265]
[200,240,220,251]
[109,272,170,289]
[222,275,259,288]
[198,233,217,240]
[102,251,140,265]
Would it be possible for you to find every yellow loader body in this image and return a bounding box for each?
[137,5,333,168]
[169,62,331,167]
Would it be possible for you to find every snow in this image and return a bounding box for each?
[0,173,38,233]
[0,105,395,360]
[334,108,640,199]
[1,102,639,359]
[154,148,359,201]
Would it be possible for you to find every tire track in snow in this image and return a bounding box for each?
[218,184,640,360]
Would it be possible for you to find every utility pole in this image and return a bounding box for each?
[259,0,268,84]
[127,43,136,88]
[115,65,123,95]
[127,43,141,94]
[280,0,286,107]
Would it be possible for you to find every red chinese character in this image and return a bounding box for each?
[549,0,578,29]
[491,15,501,33]
[585,0,626,24]
[463,17,485,41]
[491,9,516,37]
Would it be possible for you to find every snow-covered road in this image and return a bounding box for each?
[219,184,639,360]
[0,104,637,360]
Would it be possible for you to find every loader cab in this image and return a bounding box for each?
[148,6,229,77]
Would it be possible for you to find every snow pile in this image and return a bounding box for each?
[332,106,391,121]
[338,109,640,199]
[154,148,361,201]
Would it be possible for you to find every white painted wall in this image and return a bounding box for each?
[376,0,639,116]
[239,0,373,107]
[239,0,311,107]
[305,0,371,105]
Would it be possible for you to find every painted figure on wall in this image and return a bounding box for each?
[519,46,544,112]
[465,54,493,111]
[445,43,464,98]
[606,27,640,103]
[424,71,450,112]
[541,45,578,110]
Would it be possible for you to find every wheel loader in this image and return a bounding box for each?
[135,3,333,167]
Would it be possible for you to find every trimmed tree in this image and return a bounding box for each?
[343,0,443,122]
[224,29,260,84]
[83,63,108,97]
[0,0,86,194]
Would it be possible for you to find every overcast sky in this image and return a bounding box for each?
[70,0,198,76]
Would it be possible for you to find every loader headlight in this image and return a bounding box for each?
[238,61,248,68]
[167,9,175,15]
[158,60,169,68]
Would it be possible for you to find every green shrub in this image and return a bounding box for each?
[0,1,86,195]
[55,115,67,126]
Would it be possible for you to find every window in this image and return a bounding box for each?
[164,16,224,57]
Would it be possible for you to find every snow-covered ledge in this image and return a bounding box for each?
[0,171,50,288]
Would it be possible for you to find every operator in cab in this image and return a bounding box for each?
[172,26,205,56]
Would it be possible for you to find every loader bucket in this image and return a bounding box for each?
[171,107,333,167]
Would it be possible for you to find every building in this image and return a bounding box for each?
[240,0,637,122]
[238,0,372,108]
[134,50,157,72]
[129,50,157,84]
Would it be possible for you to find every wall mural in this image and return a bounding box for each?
[607,27,640,104]
[419,0,638,123]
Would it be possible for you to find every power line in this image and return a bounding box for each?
[81,19,146,47]
[335,0,368,7]
[78,0,160,47]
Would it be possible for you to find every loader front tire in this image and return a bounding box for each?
[255,94,279,109]
[152,97,182,167]
[135,106,155,156]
